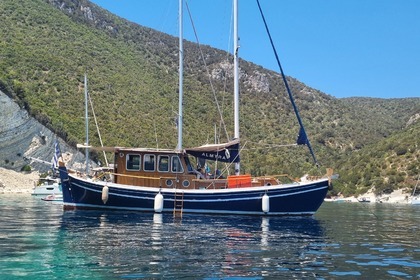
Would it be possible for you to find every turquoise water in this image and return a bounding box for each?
[0,195,419,279]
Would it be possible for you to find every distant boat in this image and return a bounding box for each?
[324,197,352,203]
[411,175,420,205]
[29,141,63,196]
[58,0,332,216]
[411,197,420,205]
[32,176,61,196]
[357,197,371,203]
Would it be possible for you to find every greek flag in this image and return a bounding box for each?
[51,141,62,170]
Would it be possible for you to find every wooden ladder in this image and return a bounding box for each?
[173,191,184,217]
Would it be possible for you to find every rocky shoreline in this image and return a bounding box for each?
[325,188,411,204]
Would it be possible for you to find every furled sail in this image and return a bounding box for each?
[296,127,308,145]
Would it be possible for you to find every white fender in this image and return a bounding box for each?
[102,185,109,204]
[154,192,164,213]
[262,193,270,213]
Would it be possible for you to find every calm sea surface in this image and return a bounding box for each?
[0,194,419,279]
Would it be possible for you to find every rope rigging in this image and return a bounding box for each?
[185,1,230,142]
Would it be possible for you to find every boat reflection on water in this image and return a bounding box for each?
[151,213,163,251]
[59,212,326,278]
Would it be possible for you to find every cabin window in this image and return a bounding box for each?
[126,154,141,171]
[184,156,194,173]
[158,155,169,172]
[171,156,184,173]
[144,154,155,171]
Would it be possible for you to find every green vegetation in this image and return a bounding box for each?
[0,0,419,196]
[334,120,420,196]
[21,165,32,172]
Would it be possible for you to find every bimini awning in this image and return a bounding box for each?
[185,139,240,163]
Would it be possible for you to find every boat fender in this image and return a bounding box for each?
[102,185,109,204]
[262,193,270,213]
[154,192,164,213]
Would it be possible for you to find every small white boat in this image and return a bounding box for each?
[410,175,420,205]
[324,197,352,203]
[357,197,371,203]
[32,176,62,196]
[411,196,420,205]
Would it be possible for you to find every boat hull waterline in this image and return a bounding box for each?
[59,167,328,216]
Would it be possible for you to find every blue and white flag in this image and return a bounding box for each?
[51,141,62,169]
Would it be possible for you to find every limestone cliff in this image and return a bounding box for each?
[0,90,89,174]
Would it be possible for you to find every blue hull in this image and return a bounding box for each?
[59,167,328,216]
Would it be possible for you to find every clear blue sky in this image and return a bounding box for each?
[90,0,420,99]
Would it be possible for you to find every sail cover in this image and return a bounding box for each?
[296,127,308,145]
[185,139,240,163]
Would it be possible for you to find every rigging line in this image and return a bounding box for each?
[255,0,318,166]
[88,94,109,167]
[153,121,159,150]
[246,142,298,148]
[216,140,248,177]
[216,0,233,140]
[185,1,230,141]
[221,0,234,104]
[241,146,297,151]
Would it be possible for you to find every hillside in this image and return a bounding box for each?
[0,0,418,196]
[335,119,419,196]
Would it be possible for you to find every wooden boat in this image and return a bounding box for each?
[58,0,331,216]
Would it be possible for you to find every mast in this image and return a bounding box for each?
[84,73,89,175]
[233,0,240,174]
[177,0,184,151]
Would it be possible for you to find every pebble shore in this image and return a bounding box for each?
[0,168,39,194]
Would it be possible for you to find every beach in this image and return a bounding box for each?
[0,168,39,194]
[326,188,411,204]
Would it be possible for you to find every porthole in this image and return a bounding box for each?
[119,152,124,158]
[182,180,190,188]
[166,179,173,187]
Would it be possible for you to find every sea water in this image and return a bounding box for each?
[0,195,419,279]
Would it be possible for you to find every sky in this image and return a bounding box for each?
[90,0,420,99]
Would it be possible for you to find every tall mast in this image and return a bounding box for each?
[84,73,89,175]
[177,0,184,151]
[233,0,240,174]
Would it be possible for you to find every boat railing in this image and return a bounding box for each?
[191,178,228,190]
[256,174,298,183]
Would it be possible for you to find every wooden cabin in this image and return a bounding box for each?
[111,148,278,190]
[112,148,228,190]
